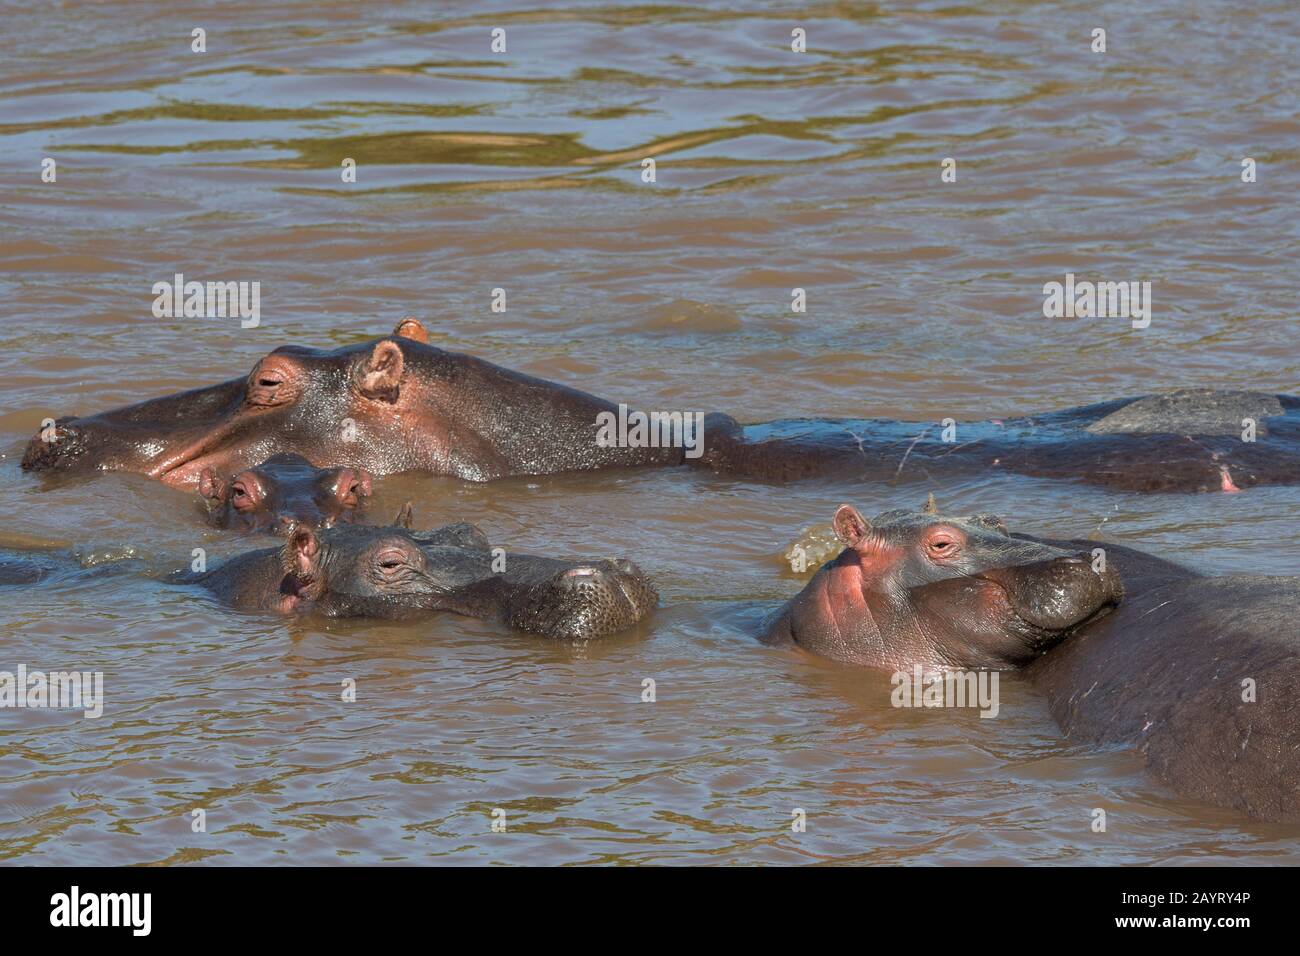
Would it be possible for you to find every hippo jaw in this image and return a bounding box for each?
[21,377,250,479]
[21,374,296,487]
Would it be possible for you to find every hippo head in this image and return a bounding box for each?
[21,319,436,488]
[199,453,372,532]
[274,524,448,617]
[778,502,1124,670]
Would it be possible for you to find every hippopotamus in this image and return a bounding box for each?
[199,453,372,531]
[21,318,1300,493]
[173,521,657,639]
[0,521,656,640]
[764,502,1300,823]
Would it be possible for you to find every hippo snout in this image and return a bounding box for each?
[21,419,91,472]
[511,558,658,640]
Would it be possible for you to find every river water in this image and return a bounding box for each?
[1,0,1298,864]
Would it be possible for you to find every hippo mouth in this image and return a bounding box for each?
[147,419,265,487]
[276,569,323,613]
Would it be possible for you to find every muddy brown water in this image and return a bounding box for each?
[1,1,1298,865]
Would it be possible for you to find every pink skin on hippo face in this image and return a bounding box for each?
[766,504,1124,670]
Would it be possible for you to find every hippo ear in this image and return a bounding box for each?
[922,493,939,515]
[198,468,226,502]
[392,501,414,529]
[357,340,404,402]
[832,504,871,547]
[393,318,430,344]
[285,526,321,579]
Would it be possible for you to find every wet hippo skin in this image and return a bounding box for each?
[200,453,372,532]
[173,522,657,640]
[21,319,1300,493]
[764,502,1300,823]
[0,523,657,641]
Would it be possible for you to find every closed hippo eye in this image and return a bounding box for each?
[924,527,964,560]
[246,357,302,407]
[377,548,408,570]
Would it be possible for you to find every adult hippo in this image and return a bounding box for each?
[21,318,1300,492]
[764,503,1300,823]
[200,453,373,532]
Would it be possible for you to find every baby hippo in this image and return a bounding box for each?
[766,502,1300,823]
[199,453,371,531]
[175,521,656,640]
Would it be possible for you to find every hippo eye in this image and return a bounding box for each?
[924,529,964,560]
[377,549,409,571]
[247,360,300,407]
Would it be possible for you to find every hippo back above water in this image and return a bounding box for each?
[20,318,1300,494]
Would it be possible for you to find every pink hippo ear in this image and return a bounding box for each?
[198,468,226,502]
[332,467,372,507]
[356,468,373,497]
[832,504,871,547]
[392,317,430,344]
[357,340,404,402]
[288,526,320,578]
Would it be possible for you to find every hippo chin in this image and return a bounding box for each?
[200,453,372,532]
[174,522,657,640]
[21,318,1300,493]
[766,502,1300,823]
